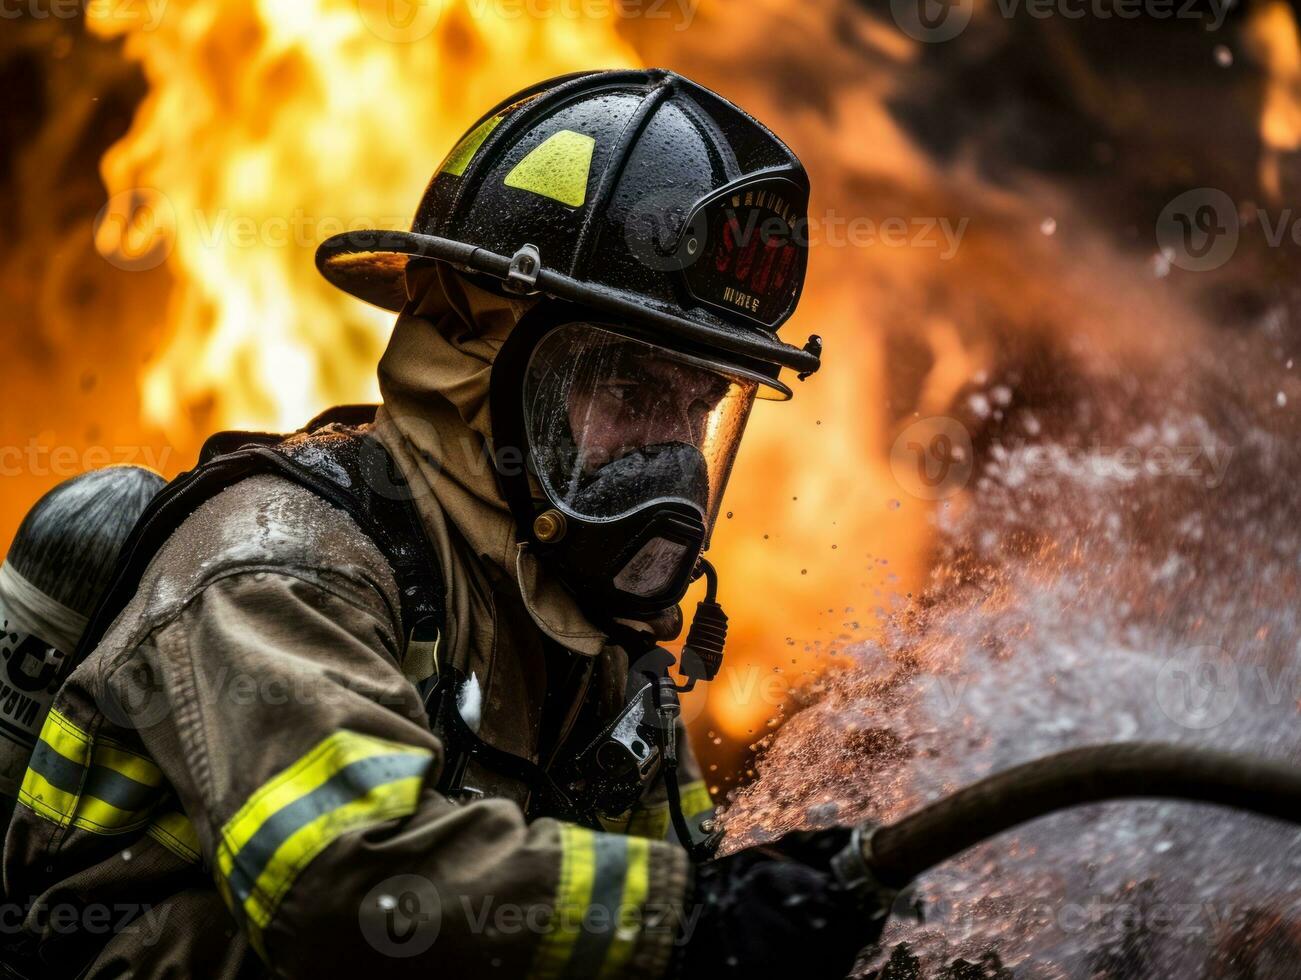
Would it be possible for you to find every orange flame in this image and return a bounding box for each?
[87,0,641,438]
[1245,0,1301,201]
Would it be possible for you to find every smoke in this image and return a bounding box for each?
[676,4,1301,975]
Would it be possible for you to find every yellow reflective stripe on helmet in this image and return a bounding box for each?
[440,113,504,177]
[504,130,596,208]
[529,825,653,980]
[216,731,432,942]
[148,810,202,865]
[18,709,161,833]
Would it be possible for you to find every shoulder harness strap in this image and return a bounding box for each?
[75,406,444,669]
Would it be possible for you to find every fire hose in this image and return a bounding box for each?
[829,741,1301,920]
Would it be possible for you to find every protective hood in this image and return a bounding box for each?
[374,262,609,658]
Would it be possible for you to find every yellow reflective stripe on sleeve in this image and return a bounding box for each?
[614,782,715,843]
[18,709,162,833]
[72,796,145,834]
[148,810,202,865]
[530,824,596,980]
[678,781,714,823]
[596,836,650,980]
[529,826,653,980]
[20,709,86,826]
[624,803,670,840]
[93,740,164,789]
[216,731,433,944]
[18,771,79,828]
[246,775,425,927]
[36,709,88,765]
[667,780,715,848]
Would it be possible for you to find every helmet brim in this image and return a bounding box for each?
[316,230,822,380]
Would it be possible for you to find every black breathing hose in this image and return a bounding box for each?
[843,742,1301,894]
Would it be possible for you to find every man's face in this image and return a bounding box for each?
[524,321,757,525]
[566,343,733,475]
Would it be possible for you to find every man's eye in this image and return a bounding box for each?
[602,382,640,402]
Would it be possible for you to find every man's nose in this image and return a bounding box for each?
[649,398,695,445]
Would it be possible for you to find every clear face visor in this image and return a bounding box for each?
[524,323,757,535]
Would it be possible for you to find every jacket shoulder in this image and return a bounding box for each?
[118,473,403,644]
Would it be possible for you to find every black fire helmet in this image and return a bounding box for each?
[315,68,823,390]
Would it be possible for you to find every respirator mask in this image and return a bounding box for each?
[491,302,764,621]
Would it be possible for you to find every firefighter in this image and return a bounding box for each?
[3,70,876,978]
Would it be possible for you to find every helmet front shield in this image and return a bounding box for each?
[524,323,757,543]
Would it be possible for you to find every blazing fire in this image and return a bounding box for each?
[86,0,642,435]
